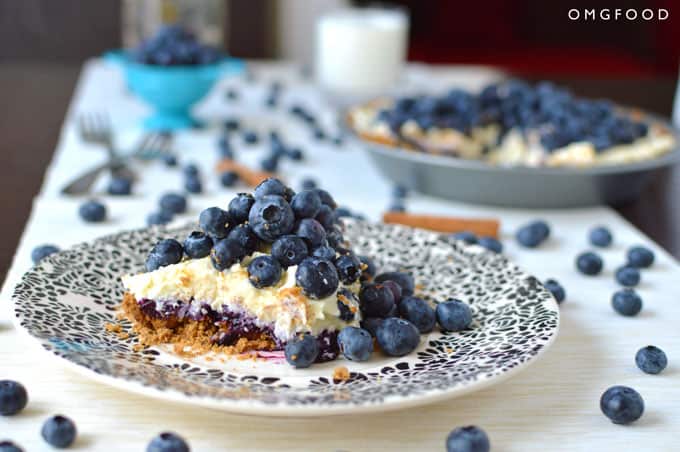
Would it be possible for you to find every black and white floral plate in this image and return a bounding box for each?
[12,220,559,416]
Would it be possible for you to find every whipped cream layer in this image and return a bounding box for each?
[122,254,361,342]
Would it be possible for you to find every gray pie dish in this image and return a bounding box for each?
[343,114,680,208]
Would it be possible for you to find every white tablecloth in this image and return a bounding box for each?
[1,60,678,451]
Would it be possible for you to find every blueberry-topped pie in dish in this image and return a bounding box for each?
[348,80,675,168]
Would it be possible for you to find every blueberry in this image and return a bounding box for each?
[334,253,362,284]
[184,175,202,194]
[183,231,213,259]
[210,238,245,271]
[147,210,173,226]
[300,178,317,190]
[284,334,319,368]
[312,246,336,261]
[183,163,199,177]
[635,345,668,375]
[446,426,490,452]
[314,205,336,230]
[199,207,232,239]
[338,327,373,361]
[41,415,77,448]
[31,244,60,264]
[295,257,339,299]
[220,170,239,187]
[360,317,384,337]
[543,279,566,303]
[358,255,376,281]
[359,283,395,318]
[228,193,255,224]
[0,440,23,452]
[576,251,603,275]
[295,218,327,249]
[376,318,420,356]
[600,386,644,424]
[477,236,503,253]
[287,148,304,161]
[399,296,436,333]
[314,189,337,209]
[452,231,477,244]
[243,130,258,144]
[334,207,352,219]
[589,226,612,247]
[159,193,187,214]
[515,220,549,248]
[271,235,309,267]
[336,288,359,321]
[627,246,655,268]
[615,266,640,287]
[78,200,107,222]
[392,184,408,199]
[217,136,234,159]
[436,299,473,332]
[162,154,177,167]
[107,177,132,195]
[147,432,190,452]
[290,190,322,219]
[388,202,406,213]
[227,224,258,255]
[612,288,643,316]
[248,195,295,242]
[145,239,183,272]
[248,255,283,288]
[375,272,415,296]
[0,380,28,416]
[254,178,287,198]
[224,118,240,132]
[260,156,279,172]
[381,280,403,304]
[326,227,346,249]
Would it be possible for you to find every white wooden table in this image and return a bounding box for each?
[1,61,678,451]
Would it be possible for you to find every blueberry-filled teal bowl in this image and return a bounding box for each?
[106,50,244,130]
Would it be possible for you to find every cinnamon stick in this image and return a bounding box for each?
[382,212,500,237]
[216,159,277,187]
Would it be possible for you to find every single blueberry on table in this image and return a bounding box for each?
[295,257,339,299]
[452,231,478,244]
[228,193,255,224]
[254,178,287,198]
[227,224,258,255]
[220,170,239,187]
[271,235,309,267]
[589,226,613,248]
[336,288,359,322]
[446,425,490,452]
[291,190,322,219]
[399,296,436,333]
[147,210,173,226]
[359,283,395,318]
[31,244,60,264]
[247,255,283,288]
[242,130,259,144]
[159,193,187,214]
[248,195,295,242]
[287,147,304,161]
[41,415,77,448]
[576,251,603,276]
[515,220,549,248]
[107,177,132,195]
[334,253,362,284]
[312,246,336,261]
[635,345,667,375]
[543,279,566,304]
[612,288,643,316]
[436,299,473,332]
[78,200,107,223]
[0,380,28,416]
[295,218,327,249]
[376,318,420,357]
[146,432,190,452]
[627,245,655,268]
[381,280,403,304]
[375,271,415,296]
[184,175,202,194]
[210,238,246,271]
[615,266,640,287]
[0,440,23,452]
[338,327,373,362]
[145,239,183,272]
[600,386,644,424]
[183,163,199,177]
[183,231,213,259]
[284,334,319,368]
[199,207,232,239]
[260,156,279,172]
[224,118,240,132]
[477,236,503,253]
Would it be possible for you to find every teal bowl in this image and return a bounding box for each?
[106,50,244,130]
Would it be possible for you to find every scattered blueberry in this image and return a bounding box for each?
[107,177,132,195]
[576,251,603,275]
[248,255,282,288]
[271,235,309,267]
[290,190,322,219]
[0,380,28,416]
[295,257,339,299]
[627,245,655,268]
[376,318,420,356]
[615,266,640,287]
[359,283,395,318]
[220,170,239,187]
[183,231,213,259]
[31,244,59,264]
[477,236,503,253]
[287,147,304,161]
[224,118,240,132]
[612,288,643,316]
[446,426,490,452]
[284,334,319,368]
[436,299,473,332]
[159,193,187,214]
[145,239,183,272]
[183,163,199,177]
[78,200,107,222]
[399,296,436,333]
[0,440,23,452]
[243,130,258,144]
[600,386,644,424]
[635,345,667,375]
[589,226,612,248]
[516,220,549,248]
[543,279,566,304]
[260,156,278,173]
[210,238,246,271]
[147,432,190,452]
[199,207,231,239]
[184,175,202,194]
[375,272,415,296]
[41,415,77,448]
[228,193,255,224]
[248,195,295,242]
[295,218,327,249]
[338,327,373,362]
[452,231,477,244]
[147,210,173,226]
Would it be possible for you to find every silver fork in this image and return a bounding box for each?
[61,131,173,195]
[78,113,136,181]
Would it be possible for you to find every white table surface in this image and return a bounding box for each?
[1,60,679,451]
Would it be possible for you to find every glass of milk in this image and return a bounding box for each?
[315,7,409,104]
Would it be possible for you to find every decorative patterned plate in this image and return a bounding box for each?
[12,220,559,416]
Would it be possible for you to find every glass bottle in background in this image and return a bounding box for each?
[122,0,226,47]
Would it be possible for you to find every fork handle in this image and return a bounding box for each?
[60,160,122,195]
